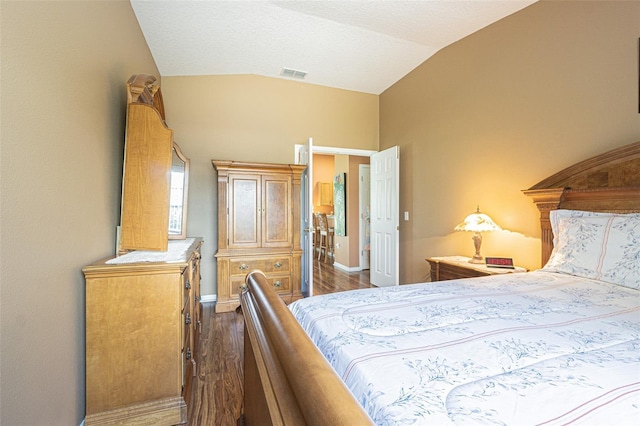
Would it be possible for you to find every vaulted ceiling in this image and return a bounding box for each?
[131,1,537,94]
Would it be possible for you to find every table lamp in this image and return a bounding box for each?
[454,207,501,264]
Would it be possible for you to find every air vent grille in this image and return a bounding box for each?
[281,68,307,79]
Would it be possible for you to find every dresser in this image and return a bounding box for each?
[213,160,305,313]
[426,256,526,281]
[83,238,203,425]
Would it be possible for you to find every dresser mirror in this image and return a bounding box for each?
[169,143,189,239]
[119,74,191,253]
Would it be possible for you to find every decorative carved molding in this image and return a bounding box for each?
[529,141,640,190]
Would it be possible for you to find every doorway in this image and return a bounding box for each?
[295,144,375,296]
[311,153,371,272]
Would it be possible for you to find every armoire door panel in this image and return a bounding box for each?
[229,175,260,247]
[262,175,292,247]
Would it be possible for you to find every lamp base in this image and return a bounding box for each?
[469,232,485,264]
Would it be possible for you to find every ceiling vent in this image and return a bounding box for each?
[281,68,307,80]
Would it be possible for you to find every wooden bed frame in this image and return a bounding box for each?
[240,140,640,425]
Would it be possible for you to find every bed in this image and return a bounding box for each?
[239,140,640,425]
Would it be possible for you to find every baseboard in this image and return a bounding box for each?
[201,294,217,303]
[333,262,363,273]
[84,397,184,425]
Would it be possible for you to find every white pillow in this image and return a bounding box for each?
[548,209,618,246]
[542,209,640,289]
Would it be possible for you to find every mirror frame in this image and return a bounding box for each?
[169,142,190,240]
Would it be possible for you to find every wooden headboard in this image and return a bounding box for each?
[523,140,640,267]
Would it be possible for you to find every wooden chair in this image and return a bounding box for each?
[317,213,334,263]
[312,213,320,254]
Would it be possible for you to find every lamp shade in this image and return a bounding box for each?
[454,207,501,233]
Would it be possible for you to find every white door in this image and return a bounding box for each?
[370,146,399,287]
[359,164,370,270]
[296,137,314,297]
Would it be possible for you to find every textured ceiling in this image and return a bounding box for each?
[131,0,537,94]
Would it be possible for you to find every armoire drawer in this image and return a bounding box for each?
[228,257,291,276]
[231,274,291,297]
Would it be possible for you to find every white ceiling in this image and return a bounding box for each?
[131,0,537,95]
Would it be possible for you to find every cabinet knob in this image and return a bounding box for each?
[185,279,191,290]
[239,263,249,270]
[185,313,191,325]
[273,281,282,288]
[186,348,192,360]
[273,262,282,268]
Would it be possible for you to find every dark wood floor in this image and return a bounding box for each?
[186,260,371,425]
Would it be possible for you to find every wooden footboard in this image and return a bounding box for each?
[240,270,373,426]
[523,140,640,266]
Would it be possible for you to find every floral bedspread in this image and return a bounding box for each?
[289,271,640,425]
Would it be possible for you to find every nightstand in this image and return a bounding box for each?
[426,256,527,282]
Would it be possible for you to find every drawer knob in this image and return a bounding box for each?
[185,279,191,290]
[239,263,249,270]
[185,313,191,325]
[273,281,282,288]
[186,348,192,360]
[274,262,282,268]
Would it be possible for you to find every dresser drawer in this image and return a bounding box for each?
[181,269,191,313]
[182,325,195,387]
[229,256,290,276]
[182,299,191,341]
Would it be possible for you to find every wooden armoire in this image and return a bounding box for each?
[213,160,305,313]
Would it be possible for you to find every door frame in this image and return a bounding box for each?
[306,146,378,158]
[296,138,314,298]
[294,144,377,290]
[359,164,371,271]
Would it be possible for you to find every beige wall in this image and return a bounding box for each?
[380,0,640,283]
[161,75,379,296]
[346,156,371,267]
[1,2,158,424]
